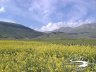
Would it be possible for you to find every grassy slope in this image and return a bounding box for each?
[0,21,43,39]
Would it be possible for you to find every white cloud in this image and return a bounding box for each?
[0,0,8,1]
[40,22,64,31]
[39,18,96,32]
[28,0,56,23]
[0,7,5,13]
[40,21,81,31]
[0,0,9,3]
[67,4,87,21]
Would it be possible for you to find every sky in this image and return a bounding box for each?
[0,0,96,31]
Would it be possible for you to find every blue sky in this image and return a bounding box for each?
[0,0,96,31]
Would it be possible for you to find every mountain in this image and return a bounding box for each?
[73,23,96,33]
[54,27,73,33]
[40,23,96,39]
[0,21,96,39]
[55,23,96,33]
[0,21,43,39]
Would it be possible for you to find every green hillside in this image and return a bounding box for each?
[0,21,43,39]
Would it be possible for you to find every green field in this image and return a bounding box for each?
[0,40,96,72]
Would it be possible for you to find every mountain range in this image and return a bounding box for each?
[0,21,96,39]
[39,23,96,39]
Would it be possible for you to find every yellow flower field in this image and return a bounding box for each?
[0,40,96,72]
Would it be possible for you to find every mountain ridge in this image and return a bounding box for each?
[0,21,96,39]
[40,23,96,39]
[54,23,96,33]
[0,21,44,39]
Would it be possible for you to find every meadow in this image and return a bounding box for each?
[0,40,96,72]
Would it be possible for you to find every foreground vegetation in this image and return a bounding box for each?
[0,40,96,72]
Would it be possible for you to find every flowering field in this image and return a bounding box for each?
[0,40,96,72]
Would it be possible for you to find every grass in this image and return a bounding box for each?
[0,40,96,72]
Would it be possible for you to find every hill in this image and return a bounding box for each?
[40,23,96,39]
[0,21,43,39]
[0,21,96,39]
[55,23,96,33]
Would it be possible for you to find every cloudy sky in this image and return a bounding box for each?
[0,0,96,31]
